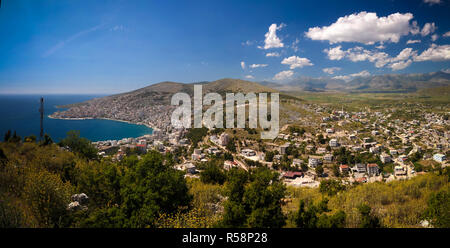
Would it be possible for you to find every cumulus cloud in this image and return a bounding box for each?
[324,46,346,60]
[291,38,300,52]
[410,21,421,35]
[443,31,450,37]
[442,68,450,73]
[241,61,246,69]
[431,34,439,41]
[406,39,421,44]
[414,44,450,61]
[333,70,371,82]
[324,46,416,70]
[249,64,268,68]
[273,70,294,81]
[421,22,436,36]
[332,75,351,81]
[281,56,313,69]
[305,12,413,44]
[322,67,341,75]
[351,70,371,77]
[266,52,280,57]
[424,0,441,5]
[245,75,255,79]
[263,23,285,49]
[389,60,413,71]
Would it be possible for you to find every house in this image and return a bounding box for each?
[369,146,380,154]
[224,160,238,170]
[339,164,349,174]
[433,153,446,163]
[363,137,372,143]
[394,166,407,176]
[292,159,303,167]
[308,157,321,168]
[356,177,367,183]
[329,139,339,147]
[380,153,392,164]
[367,163,379,176]
[279,143,291,155]
[241,148,256,157]
[219,133,230,146]
[176,163,197,174]
[283,171,304,179]
[317,147,327,154]
[326,128,334,134]
[323,154,333,163]
[353,163,367,173]
[390,149,398,155]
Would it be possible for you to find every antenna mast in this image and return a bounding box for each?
[39,97,44,140]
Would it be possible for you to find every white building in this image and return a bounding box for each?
[433,153,446,163]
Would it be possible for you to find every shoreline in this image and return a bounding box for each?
[48,114,160,132]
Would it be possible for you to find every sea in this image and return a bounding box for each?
[0,95,153,142]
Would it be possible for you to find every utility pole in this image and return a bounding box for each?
[39,97,44,140]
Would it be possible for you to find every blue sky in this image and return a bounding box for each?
[0,0,449,94]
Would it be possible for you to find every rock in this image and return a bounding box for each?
[71,193,89,205]
[67,201,81,211]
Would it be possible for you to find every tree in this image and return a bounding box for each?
[200,161,226,185]
[23,169,73,227]
[319,179,346,196]
[4,130,11,142]
[358,204,381,228]
[119,151,192,227]
[58,131,97,160]
[265,151,274,162]
[424,186,450,228]
[221,168,286,228]
[315,165,324,176]
[40,134,53,146]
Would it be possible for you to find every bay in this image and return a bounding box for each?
[0,94,153,142]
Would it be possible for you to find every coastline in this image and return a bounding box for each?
[48,115,159,132]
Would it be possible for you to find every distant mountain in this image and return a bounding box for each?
[261,71,450,93]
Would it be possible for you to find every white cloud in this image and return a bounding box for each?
[392,48,418,62]
[324,46,416,70]
[410,21,420,35]
[263,23,285,49]
[291,38,300,52]
[376,44,386,49]
[421,22,437,36]
[406,39,421,44]
[249,64,268,68]
[350,70,371,77]
[266,52,280,57]
[43,23,104,57]
[390,60,413,71]
[281,56,313,69]
[333,70,371,82]
[273,70,294,81]
[241,61,246,69]
[324,46,346,60]
[431,34,439,41]
[415,44,450,61]
[110,25,125,31]
[424,0,441,5]
[442,68,450,73]
[443,31,450,37]
[242,40,254,46]
[322,67,341,75]
[305,12,413,44]
[332,75,351,81]
[245,75,255,79]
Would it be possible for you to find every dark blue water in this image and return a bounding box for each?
[0,95,153,142]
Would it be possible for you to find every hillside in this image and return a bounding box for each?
[49,79,285,130]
